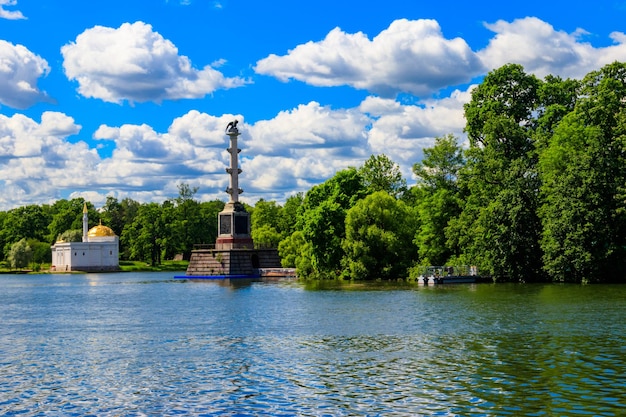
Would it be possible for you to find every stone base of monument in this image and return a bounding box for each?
[179,245,282,278]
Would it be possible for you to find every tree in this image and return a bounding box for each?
[1,205,51,251]
[100,197,125,237]
[8,238,32,269]
[47,199,97,244]
[251,200,281,235]
[411,135,465,265]
[359,154,407,198]
[342,191,418,280]
[197,200,225,244]
[539,62,626,283]
[278,230,305,268]
[297,168,367,276]
[277,193,303,238]
[453,64,544,281]
[56,229,82,242]
[122,203,169,265]
[413,134,465,191]
[169,184,202,259]
[27,239,51,265]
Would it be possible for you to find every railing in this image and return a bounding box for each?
[192,243,279,250]
[423,265,478,276]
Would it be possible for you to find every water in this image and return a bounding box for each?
[1,273,625,416]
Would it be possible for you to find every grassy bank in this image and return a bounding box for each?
[119,260,189,272]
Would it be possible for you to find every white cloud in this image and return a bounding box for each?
[255,19,484,97]
[0,110,231,210]
[247,102,370,156]
[0,40,50,108]
[61,21,248,104]
[360,87,471,179]
[168,110,232,147]
[0,0,25,20]
[0,92,472,210]
[0,112,100,208]
[478,17,626,79]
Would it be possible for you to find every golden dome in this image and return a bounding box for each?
[88,222,116,237]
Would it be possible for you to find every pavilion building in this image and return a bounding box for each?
[50,203,120,272]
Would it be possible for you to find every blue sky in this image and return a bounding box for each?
[1,0,625,210]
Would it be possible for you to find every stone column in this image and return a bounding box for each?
[216,121,253,250]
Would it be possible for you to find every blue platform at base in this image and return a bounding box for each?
[174,274,260,280]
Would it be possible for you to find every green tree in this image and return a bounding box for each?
[27,238,51,265]
[342,191,418,280]
[118,198,141,259]
[56,229,82,242]
[454,63,544,281]
[197,200,225,244]
[297,167,367,277]
[122,202,168,265]
[47,199,98,244]
[100,197,125,237]
[278,230,305,268]
[8,238,32,269]
[411,135,465,265]
[277,193,303,238]
[539,62,626,282]
[251,199,282,246]
[170,183,202,259]
[359,154,407,198]
[1,205,51,259]
[413,134,464,191]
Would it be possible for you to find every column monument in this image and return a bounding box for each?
[181,119,283,278]
[215,120,253,250]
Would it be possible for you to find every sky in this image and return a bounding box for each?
[1,0,626,210]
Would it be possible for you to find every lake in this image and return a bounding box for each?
[0,272,624,416]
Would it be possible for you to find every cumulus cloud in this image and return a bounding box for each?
[61,21,247,104]
[0,112,100,207]
[0,93,471,210]
[255,19,484,97]
[255,16,626,99]
[247,102,370,156]
[0,40,50,109]
[0,110,237,209]
[92,114,238,195]
[0,0,25,20]
[478,17,626,79]
[237,91,470,197]
[360,87,471,179]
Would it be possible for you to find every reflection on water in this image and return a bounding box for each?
[1,273,625,416]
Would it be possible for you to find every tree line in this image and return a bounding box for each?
[2,62,625,283]
[0,184,225,269]
[266,62,626,284]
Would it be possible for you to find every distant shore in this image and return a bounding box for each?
[0,260,190,274]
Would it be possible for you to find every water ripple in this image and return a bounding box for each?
[1,275,625,416]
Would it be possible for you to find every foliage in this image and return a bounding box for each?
[27,239,51,264]
[412,135,465,265]
[342,192,418,280]
[296,167,367,276]
[251,199,282,246]
[538,62,626,282]
[57,229,82,242]
[359,154,407,198]
[1,204,51,259]
[451,64,544,281]
[413,134,464,191]
[8,238,32,269]
[122,202,169,266]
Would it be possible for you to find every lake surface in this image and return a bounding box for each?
[0,272,625,416]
